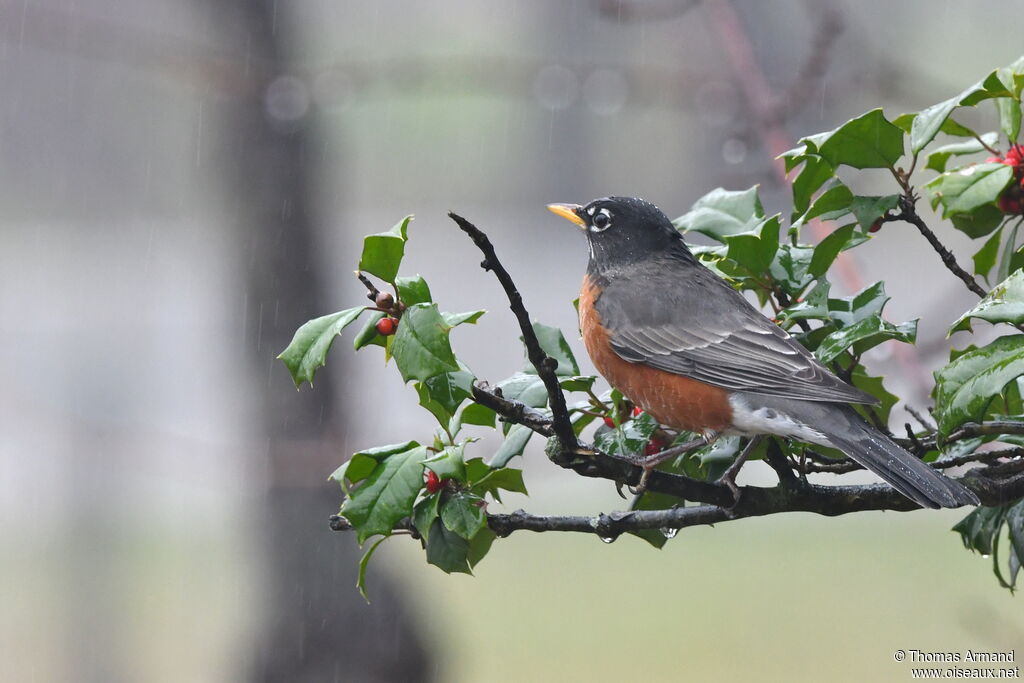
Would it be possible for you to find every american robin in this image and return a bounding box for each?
[548,196,979,509]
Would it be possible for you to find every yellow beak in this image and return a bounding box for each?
[546,203,586,228]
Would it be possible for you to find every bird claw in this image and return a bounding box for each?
[715,435,764,511]
[627,465,657,497]
[719,473,743,511]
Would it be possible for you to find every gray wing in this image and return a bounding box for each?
[597,262,878,405]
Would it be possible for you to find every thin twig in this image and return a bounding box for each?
[882,195,987,298]
[905,405,936,432]
[356,271,381,303]
[470,383,553,437]
[449,212,579,454]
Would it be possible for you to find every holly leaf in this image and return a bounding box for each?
[849,195,899,231]
[791,156,835,219]
[496,372,548,408]
[925,133,999,173]
[412,494,441,541]
[672,186,764,240]
[340,445,428,543]
[470,466,528,502]
[467,528,497,569]
[997,95,1022,143]
[417,367,475,424]
[424,444,467,482]
[559,375,597,393]
[777,280,831,325]
[950,203,1005,239]
[353,311,387,350]
[909,72,1012,153]
[809,224,857,278]
[926,162,1014,217]
[443,310,486,327]
[954,505,1005,556]
[526,322,580,376]
[973,226,1004,282]
[278,307,367,387]
[425,518,472,574]
[491,423,534,468]
[827,281,889,328]
[769,244,815,294]
[440,491,487,540]
[357,537,388,602]
[395,274,432,305]
[802,109,904,169]
[331,440,421,493]
[358,215,411,284]
[798,180,852,225]
[933,335,1024,438]
[815,315,917,364]
[723,216,780,275]
[457,402,497,428]
[594,412,660,456]
[390,303,459,383]
[950,270,1024,333]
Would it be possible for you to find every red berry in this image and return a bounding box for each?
[998,195,1023,215]
[644,439,664,457]
[603,416,616,428]
[375,317,398,336]
[425,470,443,494]
[869,218,883,233]
[632,406,643,417]
[985,156,1005,164]
[1006,147,1022,166]
[375,291,394,309]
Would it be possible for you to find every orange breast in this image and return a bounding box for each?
[579,274,733,434]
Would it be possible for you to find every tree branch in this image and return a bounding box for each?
[449,212,580,455]
[883,195,987,298]
[470,382,553,437]
[330,468,1024,539]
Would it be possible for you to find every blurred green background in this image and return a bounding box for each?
[2,1,1022,681]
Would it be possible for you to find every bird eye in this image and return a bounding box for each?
[591,210,611,231]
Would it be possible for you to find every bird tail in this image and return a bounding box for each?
[815,406,979,509]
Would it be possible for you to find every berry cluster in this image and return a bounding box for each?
[987,144,1024,215]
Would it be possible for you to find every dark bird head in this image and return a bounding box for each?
[547,196,693,274]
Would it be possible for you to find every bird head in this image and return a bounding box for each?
[547,196,691,272]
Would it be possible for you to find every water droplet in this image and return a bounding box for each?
[265,75,310,126]
[722,138,747,165]
[660,527,678,539]
[599,535,616,544]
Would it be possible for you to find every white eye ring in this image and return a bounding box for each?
[590,208,612,232]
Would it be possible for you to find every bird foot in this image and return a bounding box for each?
[715,435,764,509]
[623,438,708,496]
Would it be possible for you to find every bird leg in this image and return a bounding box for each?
[620,436,710,495]
[718,435,764,506]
